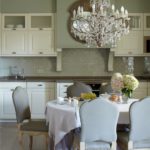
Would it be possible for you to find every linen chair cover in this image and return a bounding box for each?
[118,96,150,150]
[79,97,119,150]
[12,86,48,150]
[100,83,113,94]
[12,86,31,123]
[67,82,92,98]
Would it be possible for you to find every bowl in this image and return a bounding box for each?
[6,24,14,28]
[16,24,24,28]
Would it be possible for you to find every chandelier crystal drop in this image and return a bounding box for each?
[71,0,130,48]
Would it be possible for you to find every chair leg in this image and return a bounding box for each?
[29,136,33,150]
[45,134,49,150]
[19,132,24,150]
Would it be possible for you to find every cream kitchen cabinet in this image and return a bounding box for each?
[0,82,26,119]
[29,31,55,56]
[129,13,143,31]
[1,14,28,56]
[2,30,28,55]
[28,13,56,56]
[1,13,56,57]
[132,81,148,99]
[56,82,73,98]
[112,31,143,56]
[27,82,56,119]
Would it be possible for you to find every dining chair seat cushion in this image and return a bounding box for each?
[85,141,111,150]
[118,132,150,149]
[20,120,48,132]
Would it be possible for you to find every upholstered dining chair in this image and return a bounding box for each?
[67,82,92,98]
[118,97,150,150]
[12,86,48,150]
[79,97,119,150]
[99,82,113,94]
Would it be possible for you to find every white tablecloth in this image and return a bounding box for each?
[45,101,81,146]
[45,98,138,148]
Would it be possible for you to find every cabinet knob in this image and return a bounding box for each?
[39,52,43,54]
[128,51,132,54]
[38,84,43,86]
[39,28,43,30]
[12,28,16,30]
[12,52,16,54]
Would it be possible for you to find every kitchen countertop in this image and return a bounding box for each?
[0,76,149,82]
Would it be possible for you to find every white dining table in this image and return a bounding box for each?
[45,97,138,150]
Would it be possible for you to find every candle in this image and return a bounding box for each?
[77,6,81,15]
[73,9,76,18]
[116,9,119,18]
[125,10,128,17]
[100,6,103,15]
[80,6,83,16]
[112,4,115,11]
[121,6,124,17]
[92,4,96,13]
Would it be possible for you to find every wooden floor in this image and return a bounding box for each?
[0,123,47,150]
[0,123,124,150]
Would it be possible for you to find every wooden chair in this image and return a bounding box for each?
[12,86,49,150]
[79,97,119,150]
[118,97,150,150]
[67,82,92,98]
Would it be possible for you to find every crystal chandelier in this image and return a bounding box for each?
[71,0,130,48]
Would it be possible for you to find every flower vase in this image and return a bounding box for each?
[122,94,129,103]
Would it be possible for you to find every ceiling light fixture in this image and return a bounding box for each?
[71,0,130,48]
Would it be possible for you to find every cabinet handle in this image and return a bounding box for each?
[10,89,14,91]
[64,85,69,87]
[128,51,132,54]
[12,52,16,54]
[39,52,43,54]
[12,28,16,30]
[39,28,43,30]
[38,84,43,87]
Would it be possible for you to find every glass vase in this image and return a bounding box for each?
[122,94,129,103]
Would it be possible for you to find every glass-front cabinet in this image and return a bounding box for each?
[111,13,144,56]
[129,13,143,30]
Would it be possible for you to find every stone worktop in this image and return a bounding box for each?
[0,76,149,82]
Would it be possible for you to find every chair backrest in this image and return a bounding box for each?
[129,97,150,142]
[100,83,113,94]
[12,86,31,123]
[67,82,92,97]
[80,97,119,143]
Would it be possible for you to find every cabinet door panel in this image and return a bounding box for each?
[28,89,53,119]
[1,89,16,119]
[2,31,27,55]
[29,31,54,55]
[114,31,143,56]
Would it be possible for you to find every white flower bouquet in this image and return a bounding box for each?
[111,73,139,98]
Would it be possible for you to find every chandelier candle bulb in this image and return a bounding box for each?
[73,10,76,19]
[77,6,81,15]
[92,4,96,13]
[112,4,115,12]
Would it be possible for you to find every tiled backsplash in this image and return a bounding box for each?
[0,49,145,77]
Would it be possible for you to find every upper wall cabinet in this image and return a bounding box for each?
[28,13,55,56]
[1,13,56,56]
[111,13,144,56]
[2,14,28,56]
